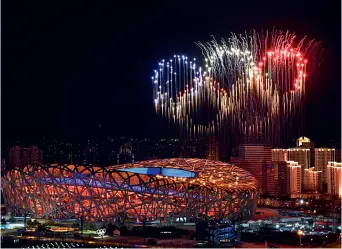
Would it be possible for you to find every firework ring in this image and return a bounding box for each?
[96,228,106,237]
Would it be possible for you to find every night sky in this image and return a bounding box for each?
[2,1,341,147]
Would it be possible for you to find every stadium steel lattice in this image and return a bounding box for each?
[2,158,259,222]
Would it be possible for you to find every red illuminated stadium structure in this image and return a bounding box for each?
[1,158,259,222]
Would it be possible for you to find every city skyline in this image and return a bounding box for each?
[2,1,341,147]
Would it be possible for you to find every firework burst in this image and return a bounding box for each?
[152,30,324,147]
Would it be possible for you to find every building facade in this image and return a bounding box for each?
[303,167,322,192]
[262,161,288,196]
[286,161,302,194]
[315,148,335,184]
[207,137,220,161]
[272,149,288,162]
[326,162,342,197]
[236,144,272,192]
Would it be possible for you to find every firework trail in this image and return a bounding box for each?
[152,30,324,147]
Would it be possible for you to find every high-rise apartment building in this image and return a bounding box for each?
[272,149,288,161]
[314,148,335,184]
[262,161,287,196]
[288,148,310,190]
[238,144,272,162]
[272,147,310,170]
[303,167,322,192]
[273,137,339,194]
[235,144,272,191]
[296,136,315,169]
[287,161,302,194]
[326,162,342,197]
[336,149,341,162]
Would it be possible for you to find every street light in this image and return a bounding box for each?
[297,230,304,247]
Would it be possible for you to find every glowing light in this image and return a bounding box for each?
[152,29,322,146]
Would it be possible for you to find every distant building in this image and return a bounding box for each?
[287,161,302,194]
[273,147,310,190]
[272,149,288,161]
[29,145,44,165]
[296,136,315,169]
[273,136,338,194]
[335,149,341,162]
[22,147,31,168]
[303,167,322,192]
[120,142,132,155]
[8,146,21,168]
[8,145,43,168]
[296,136,313,148]
[326,162,342,197]
[235,144,272,191]
[1,158,7,169]
[288,148,311,189]
[207,137,220,161]
[238,144,272,162]
[314,148,335,185]
[262,161,287,196]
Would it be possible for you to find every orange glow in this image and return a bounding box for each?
[2,159,258,222]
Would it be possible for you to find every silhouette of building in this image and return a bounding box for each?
[207,137,220,161]
[8,145,43,168]
[262,161,287,196]
[8,146,21,168]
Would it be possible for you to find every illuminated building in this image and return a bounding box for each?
[326,162,342,197]
[296,136,313,148]
[280,148,310,190]
[207,137,220,161]
[336,149,341,162]
[303,167,322,192]
[238,144,272,162]
[261,161,287,196]
[271,149,288,161]
[315,148,335,181]
[120,141,132,155]
[286,161,302,194]
[237,144,272,192]
[1,159,259,222]
[273,138,337,193]
[287,148,310,170]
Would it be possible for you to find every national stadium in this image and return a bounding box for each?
[1,158,259,223]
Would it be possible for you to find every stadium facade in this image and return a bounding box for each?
[2,158,259,222]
